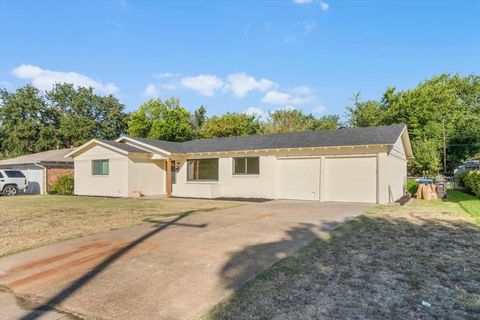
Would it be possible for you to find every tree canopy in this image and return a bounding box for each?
[201,113,261,138]
[263,109,341,134]
[3,73,479,177]
[0,83,127,159]
[127,97,193,142]
[347,74,480,175]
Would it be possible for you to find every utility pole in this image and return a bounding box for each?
[443,119,447,175]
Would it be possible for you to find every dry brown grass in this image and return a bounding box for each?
[0,195,240,257]
[206,193,480,320]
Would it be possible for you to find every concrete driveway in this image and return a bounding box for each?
[0,200,373,320]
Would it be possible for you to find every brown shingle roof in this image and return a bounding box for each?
[0,148,74,165]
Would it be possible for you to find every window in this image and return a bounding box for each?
[92,160,109,175]
[233,157,259,175]
[187,159,218,181]
[4,170,25,178]
[0,172,3,178]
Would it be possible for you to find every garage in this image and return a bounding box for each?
[0,148,74,195]
[278,158,320,200]
[325,157,377,203]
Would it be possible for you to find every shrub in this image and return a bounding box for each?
[406,179,419,194]
[457,171,469,188]
[458,170,480,197]
[49,174,74,195]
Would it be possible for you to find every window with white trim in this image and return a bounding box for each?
[92,159,109,175]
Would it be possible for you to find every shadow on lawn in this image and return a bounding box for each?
[18,212,207,320]
[211,211,480,320]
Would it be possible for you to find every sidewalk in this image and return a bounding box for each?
[0,291,73,320]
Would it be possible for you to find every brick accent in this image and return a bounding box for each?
[47,167,74,189]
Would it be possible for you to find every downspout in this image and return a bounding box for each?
[33,162,47,195]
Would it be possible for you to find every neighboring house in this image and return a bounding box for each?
[0,148,74,194]
[453,159,480,179]
[66,124,412,204]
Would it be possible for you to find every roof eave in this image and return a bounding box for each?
[116,136,172,156]
[180,143,390,156]
[65,139,130,158]
[400,126,414,158]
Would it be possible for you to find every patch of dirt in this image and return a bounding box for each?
[207,201,480,320]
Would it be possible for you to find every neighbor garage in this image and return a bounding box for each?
[0,148,74,195]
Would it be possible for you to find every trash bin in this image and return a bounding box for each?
[435,179,447,199]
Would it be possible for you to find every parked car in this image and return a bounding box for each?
[0,170,28,196]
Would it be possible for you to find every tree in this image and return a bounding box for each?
[47,83,128,147]
[348,74,480,174]
[263,109,339,133]
[191,105,207,137]
[409,140,442,176]
[0,85,49,157]
[201,113,261,138]
[347,93,384,127]
[311,114,342,131]
[0,83,128,159]
[127,97,193,141]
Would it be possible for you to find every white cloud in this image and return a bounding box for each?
[11,64,118,95]
[293,0,329,11]
[290,86,313,95]
[262,90,314,106]
[143,84,158,97]
[159,83,177,90]
[180,74,223,97]
[292,0,314,4]
[244,106,269,121]
[225,73,277,98]
[154,72,177,79]
[303,20,317,32]
[312,105,327,114]
[319,0,329,11]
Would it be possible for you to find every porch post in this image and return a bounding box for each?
[166,159,172,196]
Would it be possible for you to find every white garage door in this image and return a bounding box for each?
[278,158,320,200]
[325,157,377,203]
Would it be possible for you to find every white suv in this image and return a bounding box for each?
[0,170,28,196]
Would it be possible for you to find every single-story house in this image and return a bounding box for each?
[66,124,412,204]
[0,148,74,194]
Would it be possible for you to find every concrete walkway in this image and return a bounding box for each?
[0,291,73,320]
[0,200,373,320]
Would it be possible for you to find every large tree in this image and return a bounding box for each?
[0,85,50,157]
[127,97,193,141]
[347,93,384,127]
[0,83,128,158]
[347,74,480,174]
[263,109,341,134]
[47,83,128,147]
[191,105,207,138]
[201,113,261,138]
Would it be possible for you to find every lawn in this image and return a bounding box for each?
[0,195,240,257]
[205,190,480,319]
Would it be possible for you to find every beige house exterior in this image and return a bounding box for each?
[66,124,412,204]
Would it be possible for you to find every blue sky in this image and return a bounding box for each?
[1,0,479,120]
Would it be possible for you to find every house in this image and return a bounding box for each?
[0,148,74,194]
[66,124,412,204]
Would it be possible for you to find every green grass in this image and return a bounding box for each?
[444,189,480,224]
